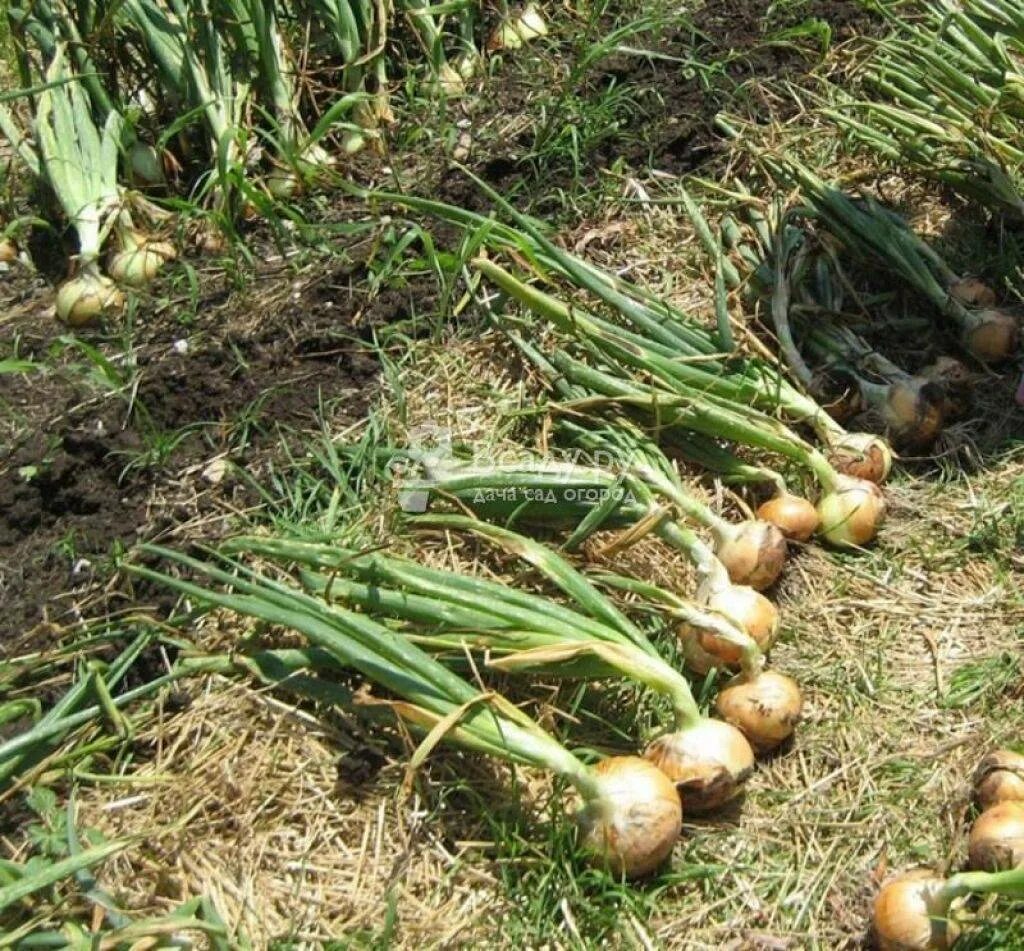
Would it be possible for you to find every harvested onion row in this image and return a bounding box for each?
[225,526,760,815]
[131,545,683,879]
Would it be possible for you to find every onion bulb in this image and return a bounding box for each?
[643,718,754,813]
[266,168,299,200]
[968,801,1024,871]
[974,750,1024,810]
[715,670,803,752]
[56,270,124,325]
[0,238,17,263]
[817,475,886,548]
[950,278,997,309]
[487,21,524,51]
[827,432,893,485]
[714,520,787,590]
[107,230,177,287]
[576,756,682,878]
[757,493,820,542]
[879,378,946,450]
[691,584,779,667]
[962,309,1020,363]
[872,870,959,951]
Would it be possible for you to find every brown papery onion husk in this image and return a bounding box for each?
[827,432,893,485]
[974,749,1024,810]
[715,670,803,752]
[968,801,1024,871]
[817,475,886,548]
[714,520,787,590]
[643,718,754,814]
[690,584,779,667]
[0,238,17,263]
[872,870,959,951]
[757,492,820,542]
[880,378,946,450]
[576,756,682,879]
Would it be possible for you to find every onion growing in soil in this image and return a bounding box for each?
[134,545,683,879]
[950,278,997,309]
[757,492,820,541]
[974,750,1024,810]
[0,238,17,263]
[56,267,125,325]
[107,229,177,287]
[969,802,1024,871]
[715,670,803,752]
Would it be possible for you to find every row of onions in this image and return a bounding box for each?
[0,0,548,323]
[874,750,1024,949]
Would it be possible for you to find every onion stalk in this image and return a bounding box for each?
[873,867,1024,950]
[131,545,682,879]
[225,527,758,815]
[478,261,884,546]
[720,116,1020,363]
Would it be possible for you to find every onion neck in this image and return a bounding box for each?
[943,867,1024,902]
[657,520,732,590]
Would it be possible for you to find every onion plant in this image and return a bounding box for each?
[873,867,1024,950]
[719,117,1021,364]
[12,47,124,324]
[131,544,683,879]
[222,525,760,814]
[476,257,885,547]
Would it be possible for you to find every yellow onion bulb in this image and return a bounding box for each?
[963,309,1020,363]
[756,493,820,542]
[0,238,17,263]
[968,801,1024,871]
[714,521,787,591]
[827,432,893,484]
[108,234,177,287]
[817,475,886,548]
[950,277,997,309]
[643,718,754,814]
[882,378,946,450]
[974,749,1024,810]
[266,168,299,200]
[576,756,682,879]
[487,20,524,51]
[715,670,803,753]
[692,584,779,667]
[56,271,125,326]
[873,870,958,951]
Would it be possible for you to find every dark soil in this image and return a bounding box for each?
[0,250,402,648]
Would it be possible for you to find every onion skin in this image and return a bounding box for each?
[643,718,754,813]
[56,273,125,326]
[828,433,893,485]
[577,756,682,879]
[715,670,802,753]
[950,278,997,309]
[963,309,1019,363]
[872,870,958,951]
[817,476,886,548]
[715,521,787,590]
[691,585,779,667]
[974,750,1024,810]
[757,493,820,542]
[0,239,17,263]
[968,802,1024,871]
[108,235,177,287]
